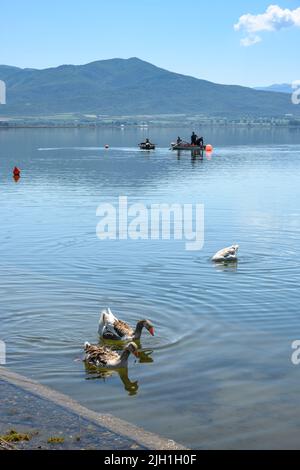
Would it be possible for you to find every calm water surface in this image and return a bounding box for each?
[1,127,300,449]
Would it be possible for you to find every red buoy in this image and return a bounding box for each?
[13,166,21,177]
[205,144,213,152]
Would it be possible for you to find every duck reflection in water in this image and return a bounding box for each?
[212,259,238,273]
[138,349,154,364]
[84,348,154,395]
[99,338,154,365]
[100,336,154,359]
[84,362,139,396]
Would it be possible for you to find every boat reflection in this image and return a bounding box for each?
[191,149,204,159]
[175,149,205,161]
[13,174,21,183]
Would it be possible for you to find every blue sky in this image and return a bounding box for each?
[1,0,299,86]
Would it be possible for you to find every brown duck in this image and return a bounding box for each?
[98,308,154,341]
[84,341,139,369]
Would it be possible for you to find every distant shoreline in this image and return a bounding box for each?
[1,123,300,129]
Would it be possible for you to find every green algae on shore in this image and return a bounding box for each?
[47,437,65,444]
[0,429,31,443]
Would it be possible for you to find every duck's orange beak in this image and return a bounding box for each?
[149,327,155,336]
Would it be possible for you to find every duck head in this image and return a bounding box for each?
[134,320,155,340]
[144,320,155,336]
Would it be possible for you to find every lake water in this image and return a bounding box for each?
[1,127,300,449]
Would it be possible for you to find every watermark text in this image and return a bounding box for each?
[0,340,6,365]
[0,80,6,105]
[291,340,300,365]
[292,80,300,105]
[96,196,205,251]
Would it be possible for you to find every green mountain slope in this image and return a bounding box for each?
[0,58,298,118]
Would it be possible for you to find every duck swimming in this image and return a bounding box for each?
[98,308,155,341]
[212,245,239,262]
[84,342,139,369]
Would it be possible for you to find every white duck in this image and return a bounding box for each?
[98,308,154,341]
[84,342,139,369]
[212,245,239,262]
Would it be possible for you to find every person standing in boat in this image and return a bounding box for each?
[177,136,182,145]
[191,132,197,145]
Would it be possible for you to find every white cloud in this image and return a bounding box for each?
[240,35,262,47]
[235,4,300,46]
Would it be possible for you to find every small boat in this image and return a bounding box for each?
[139,142,156,150]
[13,166,21,176]
[171,143,207,151]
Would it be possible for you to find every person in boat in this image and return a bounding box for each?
[140,138,155,149]
[143,138,153,147]
[177,136,182,145]
[191,132,197,145]
[196,136,204,147]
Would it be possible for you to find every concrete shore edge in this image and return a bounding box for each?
[0,367,187,450]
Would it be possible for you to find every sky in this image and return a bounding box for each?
[1,0,299,87]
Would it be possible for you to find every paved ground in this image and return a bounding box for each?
[0,368,186,450]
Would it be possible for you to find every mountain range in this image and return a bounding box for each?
[0,58,299,118]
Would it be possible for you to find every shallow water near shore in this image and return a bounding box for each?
[1,127,300,449]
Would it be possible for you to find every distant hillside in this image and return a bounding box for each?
[0,58,299,118]
[255,84,292,94]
